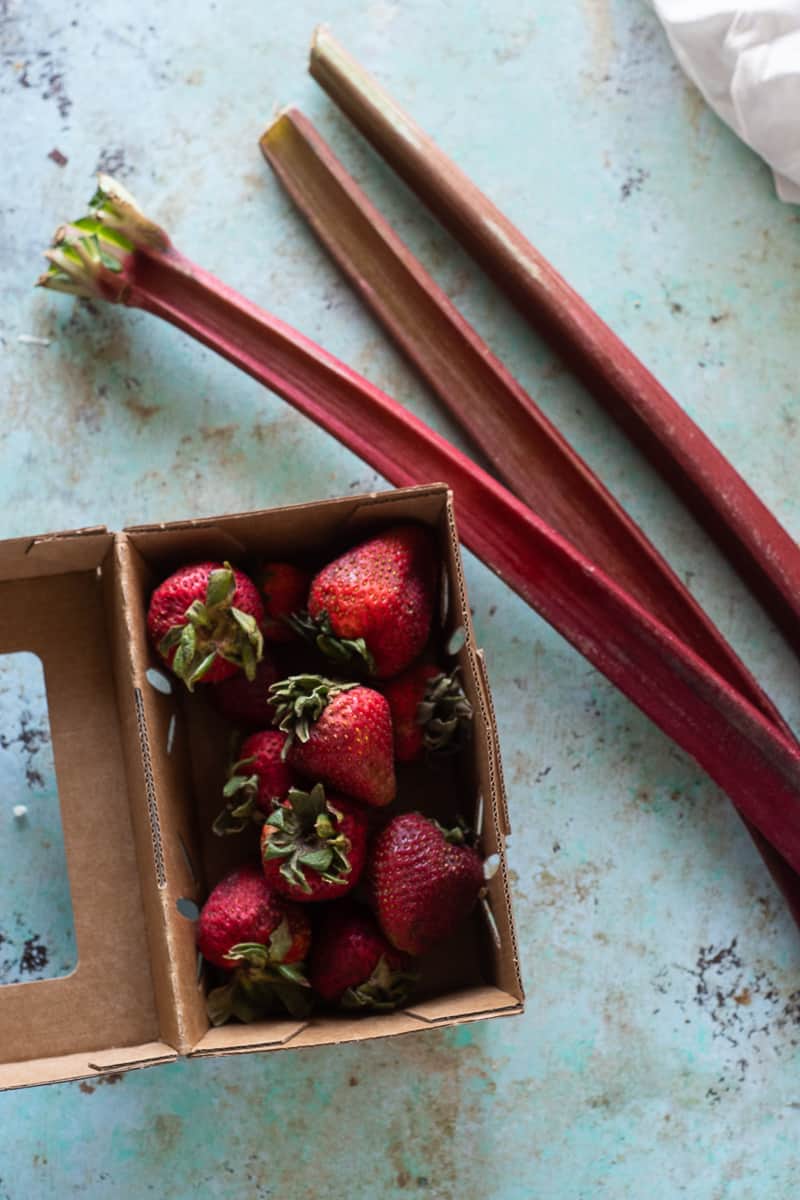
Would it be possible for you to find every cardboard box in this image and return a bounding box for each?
[0,484,522,1091]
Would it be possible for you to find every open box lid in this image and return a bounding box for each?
[0,526,177,1091]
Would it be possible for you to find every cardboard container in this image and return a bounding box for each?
[0,484,522,1091]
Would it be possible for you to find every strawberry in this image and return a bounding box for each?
[382,663,473,763]
[369,813,485,955]
[260,783,368,902]
[147,561,264,690]
[211,653,280,728]
[197,865,310,969]
[269,674,396,807]
[293,524,437,679]
[212,730,297,836]
[309,904,416,1010]
[259,562,311,643]
[197,865,312,1023]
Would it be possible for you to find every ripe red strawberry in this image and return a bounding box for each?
[213,730,298,836]
[259,562,311,643]
[295,524,437,679]
[309,905,416,1010]
[147,561,264,690]
[197,865,312,1023]
[260,783,369,902]
[211,653,280,728]
[382,663,473,763]
[197,865,310,969]
[369,813,485,955]
[269,674,396,807]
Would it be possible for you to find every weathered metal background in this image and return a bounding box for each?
[1,0,799,1195]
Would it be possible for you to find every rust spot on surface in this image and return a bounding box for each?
[77,1072,122,1096]
[154,1113,183,1153]
[199,423,239,443]
[124,395,161,423]
[683,82,706,132]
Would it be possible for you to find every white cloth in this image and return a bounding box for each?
[651,1,800,202]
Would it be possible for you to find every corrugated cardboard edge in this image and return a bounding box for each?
[475,650,511,837]
[122,484,451,542]
[0,1043,177,1093]
[110,534,193,1053]
[0,526,111,584]
[439,492,524,1006]
[188,989,522,1058]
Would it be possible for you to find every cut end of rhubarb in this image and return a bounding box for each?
[309,23,330,59]
[258,107,301,160]
[37,173,169,301]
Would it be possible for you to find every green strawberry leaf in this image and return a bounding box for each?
[230,606,259,635]
[185,598,211,628]
[206,564,236,610]
[222,772,258,799]
[157,625,184,654]
[297,846,335,872]
[267,919,292,964]
[187,649,218,690]
[206,978,237,1026]
[273,962,311,987]
[172,624,197,679]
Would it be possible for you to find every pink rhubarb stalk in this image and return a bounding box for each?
[308,26,800,658]
[37,176,800,882]
[259,107,800,918]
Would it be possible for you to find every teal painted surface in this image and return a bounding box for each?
[0,652,76,986]
[1,0,800,1195]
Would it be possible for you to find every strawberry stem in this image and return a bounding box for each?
[340,956,418,1011]
[269,675,358,751]
[262,783,352,892]
[287,609,376,675]
[156,562,264,691]
[213,754,262,837]
[417,669,473,755]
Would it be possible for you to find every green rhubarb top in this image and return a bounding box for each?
[37,174,168,300]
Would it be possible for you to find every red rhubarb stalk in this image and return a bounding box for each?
[258,109,789,732]
[37,177,800,877]
[308,26,800,656]
[259,107,800,918]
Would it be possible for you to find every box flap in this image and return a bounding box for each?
[0,527,111,583]
[0,543,160,1076]
[405,985,521,1023]
[189,1021,309,1056]
[0,1042,176,1093]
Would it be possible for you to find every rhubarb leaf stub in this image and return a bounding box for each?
[37,173,169,300]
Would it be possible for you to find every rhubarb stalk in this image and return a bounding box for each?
[37,177,800,880]
[308,26,800,656]
[259,107,800,918]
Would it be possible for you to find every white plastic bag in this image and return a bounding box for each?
[651,1,800,202]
